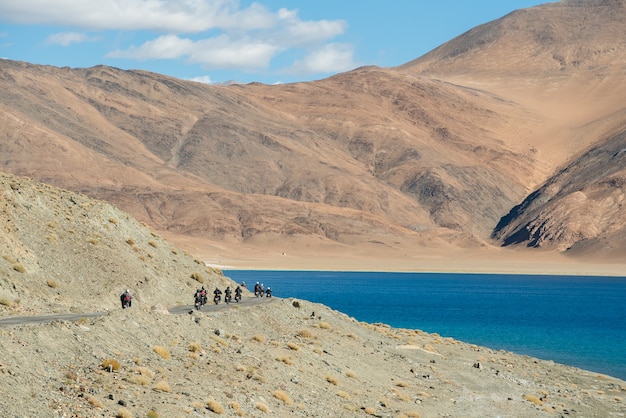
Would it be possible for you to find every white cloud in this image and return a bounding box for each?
[287,43,358,75]
[189,37,280,69]
[108,34,194,60]
[188,75,212,84]
[275,8,346,46]
[0,0,353,79]
[45,32,94,46]
[0,0,280,33]
[107,34,279,69]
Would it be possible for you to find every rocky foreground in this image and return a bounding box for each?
[1,295,625,418]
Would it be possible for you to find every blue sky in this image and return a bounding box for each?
[0,0,556,85]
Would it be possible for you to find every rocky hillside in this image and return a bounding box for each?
[492,127,626,257]
[1,172,625,417]
[0,172,232,314]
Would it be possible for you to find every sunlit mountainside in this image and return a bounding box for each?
[1,0,625,267]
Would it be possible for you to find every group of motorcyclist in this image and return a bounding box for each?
[254,282,272,298]
[122,280,272,311]
[194,284,248,309]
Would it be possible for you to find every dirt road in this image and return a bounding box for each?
[0,296,274,327]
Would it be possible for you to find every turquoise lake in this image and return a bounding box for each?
[224,270,626,381]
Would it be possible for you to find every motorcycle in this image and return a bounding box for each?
[254,285,264,297]
[213,293,221,305]
[194,294,206,310]
[234,292,242,303]
[225,292,232,304]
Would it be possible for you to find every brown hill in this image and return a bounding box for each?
[1,172,625,417]
[399,0,626,261]
[1,0,626,269]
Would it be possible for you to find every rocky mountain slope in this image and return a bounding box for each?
[1,0,626,264]
[1,172,625,417]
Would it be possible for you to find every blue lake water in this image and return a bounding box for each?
[224,270,626,381]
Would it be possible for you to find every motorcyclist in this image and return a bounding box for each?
[120,289,132,309]
[265,287,272,298]
[224,286,232,304]
[234,285,242,302]
[213,287,222,304]
[194,286,207,309]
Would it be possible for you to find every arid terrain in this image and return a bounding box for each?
[2,1,626,415]
[1,172,625,418]
[1,1,626,272]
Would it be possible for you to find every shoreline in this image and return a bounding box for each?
[161,232,626,277]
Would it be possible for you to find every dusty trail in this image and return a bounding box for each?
[0,296,274,327]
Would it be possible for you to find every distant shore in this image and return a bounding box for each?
[204,252,626,278]
[161,232,626,278]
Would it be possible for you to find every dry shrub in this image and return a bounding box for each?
[190,272,204,283]
[129,375,150,386]
[326,375,339,385]
[256,402,269,413]
[345,370,356,378]
[524,394,543,405]
[108,217,118,224]
[346,333,358,340]
[153,346,171,360]
[189,342,202,353]
[126,238,135,246]
[312,347,323,355]
[116,408,133,418]
[403,412,421,418]
[87,395,102,408]
[154,380,171,393]
[2,255,17,264]
[206,399,225,414]
[272,390,293,405]
[287,342,300,351]
[148,240,158,248]
[297,329,314,339]
[228,401,244,416]
[12,263,26,273]
[252,335,266,343]
[87,238,99,245]
[46,279,58,288]
[210,334,228,347]
[101,358,121,372]
[364,406,377,415]
[276,356,292,365]
[393,388,411,402]
[396,381,409,387]
[235,364,246,372]
[0,298,12,307]
[318,322,332,330]
[336,391,351,399]
[146,411,159,418]
[134,366,154,377]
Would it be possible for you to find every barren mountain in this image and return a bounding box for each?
[1,172,625,417]
[1,0,626,266]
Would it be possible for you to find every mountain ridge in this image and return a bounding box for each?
[1,0,626,265]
